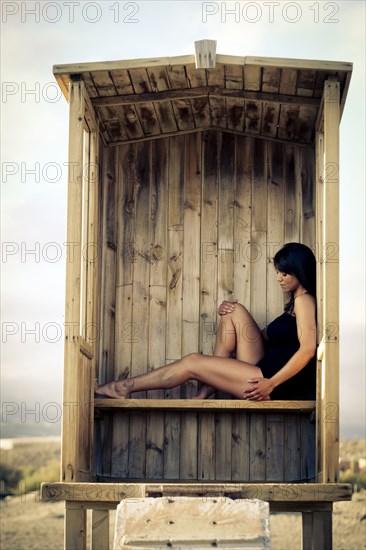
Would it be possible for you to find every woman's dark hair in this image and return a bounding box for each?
[274,242,316,312]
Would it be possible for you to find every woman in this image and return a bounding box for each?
[95,242,317,401]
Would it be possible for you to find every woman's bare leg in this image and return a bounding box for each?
[95,353,263,400]
[194,303,266,398]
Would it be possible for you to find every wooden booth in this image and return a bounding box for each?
[42,42,353,549]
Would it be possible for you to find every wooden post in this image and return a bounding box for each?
[194,39,217,68]
[315,130,324,480]
[92,509,109,550]
[302,506,333,550]
[320,80,340,482]
[62,77,85,483]
[65,503,87,550]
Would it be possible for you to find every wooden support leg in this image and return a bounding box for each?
[65,503,87,550]
[92,509,110,550]
[302,505,332,550]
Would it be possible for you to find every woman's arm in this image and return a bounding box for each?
[244,293,317,400]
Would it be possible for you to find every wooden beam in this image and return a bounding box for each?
[91,87,320,108]
[42,482,352,503]
[320,80,340,483]
[53,55,352,79]
[244,56,352,73]
[106,127,314,148]
[62,79,85,483]
[93,398,316,411]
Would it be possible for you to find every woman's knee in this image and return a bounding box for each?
[181,353,202,375]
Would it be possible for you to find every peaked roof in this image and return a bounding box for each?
[53,52,352,146]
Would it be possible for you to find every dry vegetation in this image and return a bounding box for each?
[0,438,365,550]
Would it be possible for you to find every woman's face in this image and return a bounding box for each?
[275,269,302,294]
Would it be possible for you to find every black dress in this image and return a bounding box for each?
[257,312,316,400]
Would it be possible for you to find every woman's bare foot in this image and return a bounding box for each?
[192,383,216,400]
[94,380,129,399]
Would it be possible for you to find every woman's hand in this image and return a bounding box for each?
[243,378,274,400]
[218,299,238,316]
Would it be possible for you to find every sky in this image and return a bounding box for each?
[1,0,365,439]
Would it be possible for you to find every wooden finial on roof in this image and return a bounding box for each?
[194,39,217,69]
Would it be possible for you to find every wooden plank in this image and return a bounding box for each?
[91,71,116,96]
[146,138,168,479]
[206,63,225,87]
[226,98,245,131]
[250,139,267,329]
[112,143,136,479]
[300,147,316,248]
[216,130,235,402]
[128,68,152,93]
[249,415,266,481]
[200,130,219,355]
[164,135,185,478]
[261,102,280,138]
[163,407,181,480]
[117,105,144,139]
[65,503,87,550]
[301,414,316,482]
[320,83,340,483]
[209,95,227,127]
[94,399,316,411]
[185,63,207,87]
[110,69,134,95]
[266,414,284,481]
[284,414,301,481]
[266,141,284,324]
[92,509,109,550]
[182,132,201,391]
[198,412,216,480]
[302,509,333,550]
[295,105,317,143]
[279,68,297,95]
[127,141,151,479]
[244,100,262,134]
[83,72,98,99]
[54,56,352,79]
[278,104,300,141]
[135,102,161,136]
[97,105,128,143]
[231,411,250,481]
[262,67,281,93]
[42,482,352,503]
[146,66,170,91]
[62,79,85,482]
[215,412,232,480]
[234,136,252,308]
[172,99,195,131]
[284,144,300,243]
[225,64,243,90]
[166,65,188,89]
[297,69,317,97]
[190,96,211,129]
[156,101,178,134]
[244,65,261,91]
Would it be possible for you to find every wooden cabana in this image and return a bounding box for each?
[42,42,353,549]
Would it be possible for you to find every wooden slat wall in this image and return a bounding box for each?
[94,130,316,482]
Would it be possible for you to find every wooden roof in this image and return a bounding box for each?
[53,53,352,146]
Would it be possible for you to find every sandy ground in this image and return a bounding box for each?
[1,490,365,549]
[1,439,365,549]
